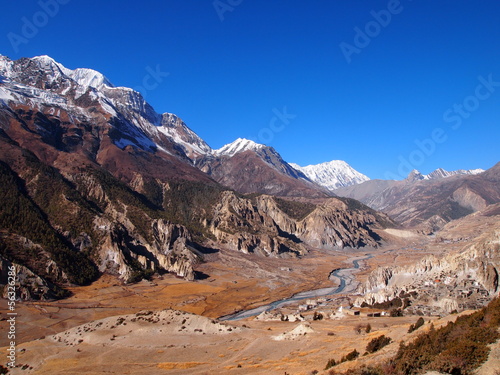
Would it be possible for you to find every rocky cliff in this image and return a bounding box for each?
[95,218,198,282]
[209,192,389,255]
[356,230,500,314]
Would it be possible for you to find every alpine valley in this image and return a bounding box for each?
[1,55,500,375]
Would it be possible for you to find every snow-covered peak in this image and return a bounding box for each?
[30,56,113,90]
[31,55,71,76]
[425,168,485,180]
[405,168,485,182]
[291,160,370,190]
[467,169,485,175]
[32,55,59,66]
[215,138,266,157]
[156,113,212,158]
[405,169,427,182]
[69,68,113,89]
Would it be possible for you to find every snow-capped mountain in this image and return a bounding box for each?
[0,54,218,186]
[196,137,326,197]
[212,138,308,181]
[158,113,212,159]
[214,138,265,157]
[0,54,215,162]
[426,167,484,180]
[290,160,370,190]
[406,168,485,182]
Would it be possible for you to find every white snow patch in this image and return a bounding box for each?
[70,68,113,89]
[0,87,15,102]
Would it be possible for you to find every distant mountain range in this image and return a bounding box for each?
[405,168,485,182]
[335,165,499,232]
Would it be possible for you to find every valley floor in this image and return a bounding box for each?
[1,226,498,374]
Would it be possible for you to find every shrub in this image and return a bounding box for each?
[354,324,363,334]
[390,298,500,375]
[366,335,391,354]
[325,358,336,370]
[340,349,360,363]
[408,317,425,333]
[354,323,371,334]
[313,312,324,321]
[390,308,403,317]
[427,339,489,375]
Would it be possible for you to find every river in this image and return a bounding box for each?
[219,255,372,321]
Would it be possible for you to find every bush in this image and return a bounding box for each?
[340,349,360,363]
[354,323,371,334]
[366,335,391,354]
[354,324,363,334]
[428,339,489,375]
[408,317,425,333]
[390,308,403,317]
[313,311,324,321]
[325,358,336,370]
[391,298,500,375]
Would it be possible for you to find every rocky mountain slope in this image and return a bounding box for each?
[356,227,500,315]
[195,138,328,197]
[290,160,370,190]
[335,165,500,231]
[0,55,392,300]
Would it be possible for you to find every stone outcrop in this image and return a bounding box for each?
[95,218,197,282]
[209,192,306,257]
[293,199,382,249]
[208,192,386,256]
[0,255,63,300]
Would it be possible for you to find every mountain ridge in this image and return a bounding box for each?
[335,163,500,231]
[0,54,392,300]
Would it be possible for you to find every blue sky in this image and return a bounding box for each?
[1,0,499,179]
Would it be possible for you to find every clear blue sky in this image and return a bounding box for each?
[1,0,499,179]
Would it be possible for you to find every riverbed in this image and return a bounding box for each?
[220,254,372,321]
